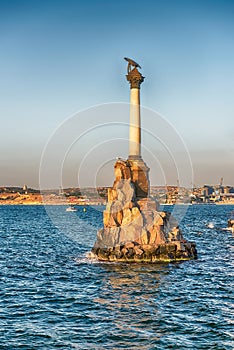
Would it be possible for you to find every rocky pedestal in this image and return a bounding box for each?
[91,159,197,263]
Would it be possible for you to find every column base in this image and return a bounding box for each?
[128,154,142,160]
[127,157,150,199]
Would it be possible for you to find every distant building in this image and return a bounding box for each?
[23,184,28,194]
[203,185,214,196]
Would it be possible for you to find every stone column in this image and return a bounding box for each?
[126,66,149,198]
[126,67,144,159]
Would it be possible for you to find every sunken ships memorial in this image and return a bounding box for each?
[91,58,197,262]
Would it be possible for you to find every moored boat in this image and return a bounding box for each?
[66,206,77,212]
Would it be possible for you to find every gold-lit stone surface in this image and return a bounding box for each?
[91,159,197,262]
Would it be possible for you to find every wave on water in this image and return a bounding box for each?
[0,204,233,349]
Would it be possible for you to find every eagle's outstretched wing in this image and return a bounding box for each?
[124,57,141,69]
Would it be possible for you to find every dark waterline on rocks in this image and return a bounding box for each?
[0,204,233,349]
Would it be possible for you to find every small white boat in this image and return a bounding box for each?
[66,206,77,212]
[206,222,215,229]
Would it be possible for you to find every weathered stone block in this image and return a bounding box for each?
[122,247,128,255]
[122,208,132,226]
[140,229,149,245]
[174,241,186,251]
[108,188,118,202]
[133,246,143,256]
[125,242,135,249]
[141,244,154,252]
[117,188,125,202]
[159,244,167,255]
[148,226,157,245]
[131,207,143,226]
[126,248,134,258]
[108,214,117,227]
[123,201,134,210]
[103,210,110,227]
[113,249,123,259]
[167,244,177,252]
[153,212,164,226]
[121,179,135,202]
[138,198,159,211]
[97,228,103,241]
[111,200,123,214]
[116,210,123,226]
[100,227,120,247]
[119,225,140,244]
[155,229,166,245]
[111,200,123,226]
[98,248,109,260]
[141,210,154,225]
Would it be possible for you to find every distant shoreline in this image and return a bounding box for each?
[1,187,234,206]
[0,202,234,206]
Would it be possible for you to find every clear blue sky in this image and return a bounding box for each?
[0,0,234,188]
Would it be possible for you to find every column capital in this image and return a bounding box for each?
[126,67,145,89]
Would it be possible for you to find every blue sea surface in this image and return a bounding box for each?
[0,204,233,349]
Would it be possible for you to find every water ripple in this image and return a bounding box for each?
[0,205,233,349]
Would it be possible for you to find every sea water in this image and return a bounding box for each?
[0,204,233,349]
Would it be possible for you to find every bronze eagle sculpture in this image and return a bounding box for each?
[124,57,141,73]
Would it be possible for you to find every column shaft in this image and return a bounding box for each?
[129,88,141,158]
